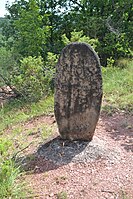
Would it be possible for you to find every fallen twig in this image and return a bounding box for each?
[101,189,114,194]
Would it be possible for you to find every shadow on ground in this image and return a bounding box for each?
[17,135,90,173]
[17,134,117,174]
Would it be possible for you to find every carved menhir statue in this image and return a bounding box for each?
[54,42,102,141]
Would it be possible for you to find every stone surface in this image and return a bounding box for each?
[54,42,102,141]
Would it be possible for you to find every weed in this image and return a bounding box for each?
[119,189,131,199]
[0,138,12,156]
[0,160,20,198]
[57,191,68,199]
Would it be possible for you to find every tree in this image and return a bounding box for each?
[13,0,49,58]
[2,0,132,65]
[61,0,132,65]
[2,0,50,58]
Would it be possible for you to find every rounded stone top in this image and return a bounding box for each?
[60,42,101,67]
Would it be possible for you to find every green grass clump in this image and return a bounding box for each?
[0,138,24,198]
[0,160,20,198]
[102,60,133,112]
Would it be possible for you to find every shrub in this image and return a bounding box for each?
[12,56,47,102]
[44,52,58,91]
[62,30,99,50]
[98,33,131,66]
[12,54,57,102]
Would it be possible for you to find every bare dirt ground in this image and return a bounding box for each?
[18,112,133,199]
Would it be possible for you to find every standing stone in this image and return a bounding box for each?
[54,42,102,141]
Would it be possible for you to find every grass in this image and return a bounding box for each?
[102,60,133,113]
[0,95,54,131]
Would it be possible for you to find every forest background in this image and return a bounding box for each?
[0,0,132,102]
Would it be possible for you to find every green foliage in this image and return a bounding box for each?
[44,52,58,90]
[62,30,99,50]
[0,33,5,47]
[107,57,115,68]
[12,56,49,102]
[99,33,131,65]
[45,52,58,70]
[2,0,132,66]
[12,54,57,102]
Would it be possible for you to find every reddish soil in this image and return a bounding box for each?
[20,112,133,199]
